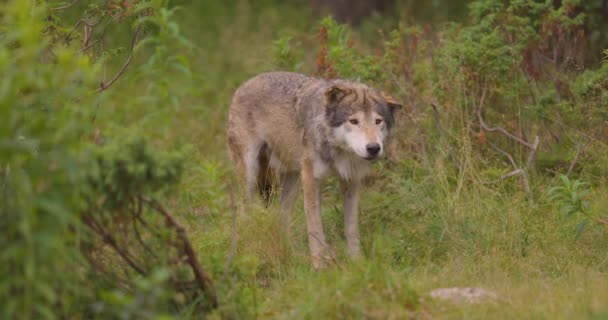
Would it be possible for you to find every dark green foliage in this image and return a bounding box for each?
[92,269,175,319]
[0,2,96,318]
[548,175,608,239]
[87,137,185,209]
[273,35,304,71]
[1,0,209,318]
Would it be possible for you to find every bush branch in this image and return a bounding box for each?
[566,143,584,176]
[80,18,112,53]
[477,83,539,205]
[82,213,147,275]
[96,24,143,93]
[476,85,536,150]
[139,196,218,308]
[50,0,82,11]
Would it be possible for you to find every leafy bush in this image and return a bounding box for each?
[1,1,214,318]
[548,175,608,239]
[0,2,96,318]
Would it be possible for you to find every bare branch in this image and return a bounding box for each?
[84,249,133,291]
[80,19,112,53]
[476,84,536,149]
[591,216,608,226]
[497,168,533,205]
[567,143,584,176]
[519,171,533,206]
[139,196,218,308]
[63,19,84,42]
[488,142,517,169]
[526,136,540,168]
[64,16,105,44]
[501,168,523,180]
[489,141,534,205]
[83,16,106,27]
[478,110,535,149]
[130,200,160,261]
[82,213,147,275]
[83,24,91,48]
[50,0,82,11]
[96,25,143,93]
[477,83,539,205]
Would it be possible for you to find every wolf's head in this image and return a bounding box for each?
[324,81,402,160]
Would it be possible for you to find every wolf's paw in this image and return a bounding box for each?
[311,255,330,269]
[311,253,335,270]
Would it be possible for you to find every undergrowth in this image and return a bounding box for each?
[3,0,608,319]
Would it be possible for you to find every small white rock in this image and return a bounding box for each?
[429,287,498,303]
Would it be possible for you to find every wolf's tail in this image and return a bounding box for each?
[257,143,274,206]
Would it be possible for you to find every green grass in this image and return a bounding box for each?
[91,1,608,319]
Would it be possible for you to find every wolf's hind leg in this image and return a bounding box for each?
[244,141,265,200]
[278,172,300,229]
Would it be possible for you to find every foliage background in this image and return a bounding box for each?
[1,0,608,319]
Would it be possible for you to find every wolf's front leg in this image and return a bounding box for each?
[341,179,361,259]
[301,159,330,269]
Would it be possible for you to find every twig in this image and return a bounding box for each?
[80,18,112,53]
[50,0,82,11]
[591,216,608,226]
[83,24,91,48]
[566,143,584,176]
[139,196,218,308]
[130,198,160,261]
[526,136,540,168]
[477,83,539,205]
[64,16,106,43]
[96,24,143,93]
[476,85,536,149]
[63,19,84,42]
[501,168,523,179]
[489,142,534,205]
[84,249,133,291]
[82,213,147,275]
[488,141,517,169]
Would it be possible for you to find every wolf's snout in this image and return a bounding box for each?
[366,143,381,157]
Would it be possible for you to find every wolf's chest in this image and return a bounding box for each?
[312,153,370,181]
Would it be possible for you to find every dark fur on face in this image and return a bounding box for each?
[326,103,353,127]
[324,85,352,127]
[324,84,401,129]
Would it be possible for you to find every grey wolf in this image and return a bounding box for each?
[226,71,401,268]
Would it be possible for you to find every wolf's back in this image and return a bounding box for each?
[227,72,320,200]
[231,71,311,112]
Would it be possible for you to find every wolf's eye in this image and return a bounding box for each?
[349,119,359,125]
[375,118,383,125]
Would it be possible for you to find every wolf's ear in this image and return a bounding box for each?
[324,85,351,107]
[388,101,403,114]
[381,91,403,114]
